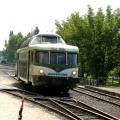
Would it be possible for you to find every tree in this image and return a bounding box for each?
[31,26,40,36]
[4,32,31,63]
[55,5,120,84]
[9,31,14,36]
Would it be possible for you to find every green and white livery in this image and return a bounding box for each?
[16,33,79,92]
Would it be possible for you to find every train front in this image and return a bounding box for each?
[29,34,79,92]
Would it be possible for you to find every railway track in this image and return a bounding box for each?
[0,87,119,120]
[0,65,120,120]
[85,85,120,98]
[73,86,120,107]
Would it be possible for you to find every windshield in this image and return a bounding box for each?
[35,51,49,64]
[67,53,77,66]
[50,52,66,64]
[34,51,77,66]
[30,35,65,44]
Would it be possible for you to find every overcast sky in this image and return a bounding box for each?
[0,0,119,50]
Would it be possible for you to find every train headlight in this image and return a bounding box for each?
[39,69,44,74]
[72,71,77,76]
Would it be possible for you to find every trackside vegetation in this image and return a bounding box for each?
[55,6,120,86]
[1,6,120,86]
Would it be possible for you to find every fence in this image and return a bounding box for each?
[79,76,120,87]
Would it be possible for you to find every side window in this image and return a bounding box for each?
[67,53,77,66]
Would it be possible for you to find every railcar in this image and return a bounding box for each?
[16,33,79,92]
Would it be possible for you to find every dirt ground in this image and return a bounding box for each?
[0,92,62,120]
[0,68,62,120]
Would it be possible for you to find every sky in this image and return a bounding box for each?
[0,0,119,50]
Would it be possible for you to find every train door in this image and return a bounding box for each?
[28,51,34,83]
[16,53,19,78]
[27,51,30,83]
[18,51,28,82]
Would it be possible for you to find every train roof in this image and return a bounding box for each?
[31,44,78,52]
[17,43,79,53]
[36,33,61,37]
[20,33,65,48]
[17,33,79,53]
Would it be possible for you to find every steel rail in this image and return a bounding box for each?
[0,88,39,96]
[0,88,78,120]
[73,88,120,107]
[49,99,83,120]
[78,86,120,100]
[75,100,119,120]
[85,85,120,98]
[1,88,119,120]
[54,99,119,120]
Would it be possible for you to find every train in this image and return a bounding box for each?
[15,33,79,92]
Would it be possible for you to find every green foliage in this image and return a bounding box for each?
[2,6,120,86]
[2,26,39,64]
[3,32,31,63]
[108,65,120,76]
[107,65,120,86]
[31,26,40,36]
[55,5,120,83]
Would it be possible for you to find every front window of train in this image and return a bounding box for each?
[51,52,66,64]
[35,51,77,66]
[50,52,77,66]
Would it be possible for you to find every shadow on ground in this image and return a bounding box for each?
[11,82,70,97]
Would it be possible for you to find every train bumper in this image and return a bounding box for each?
[31,76,79,89]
